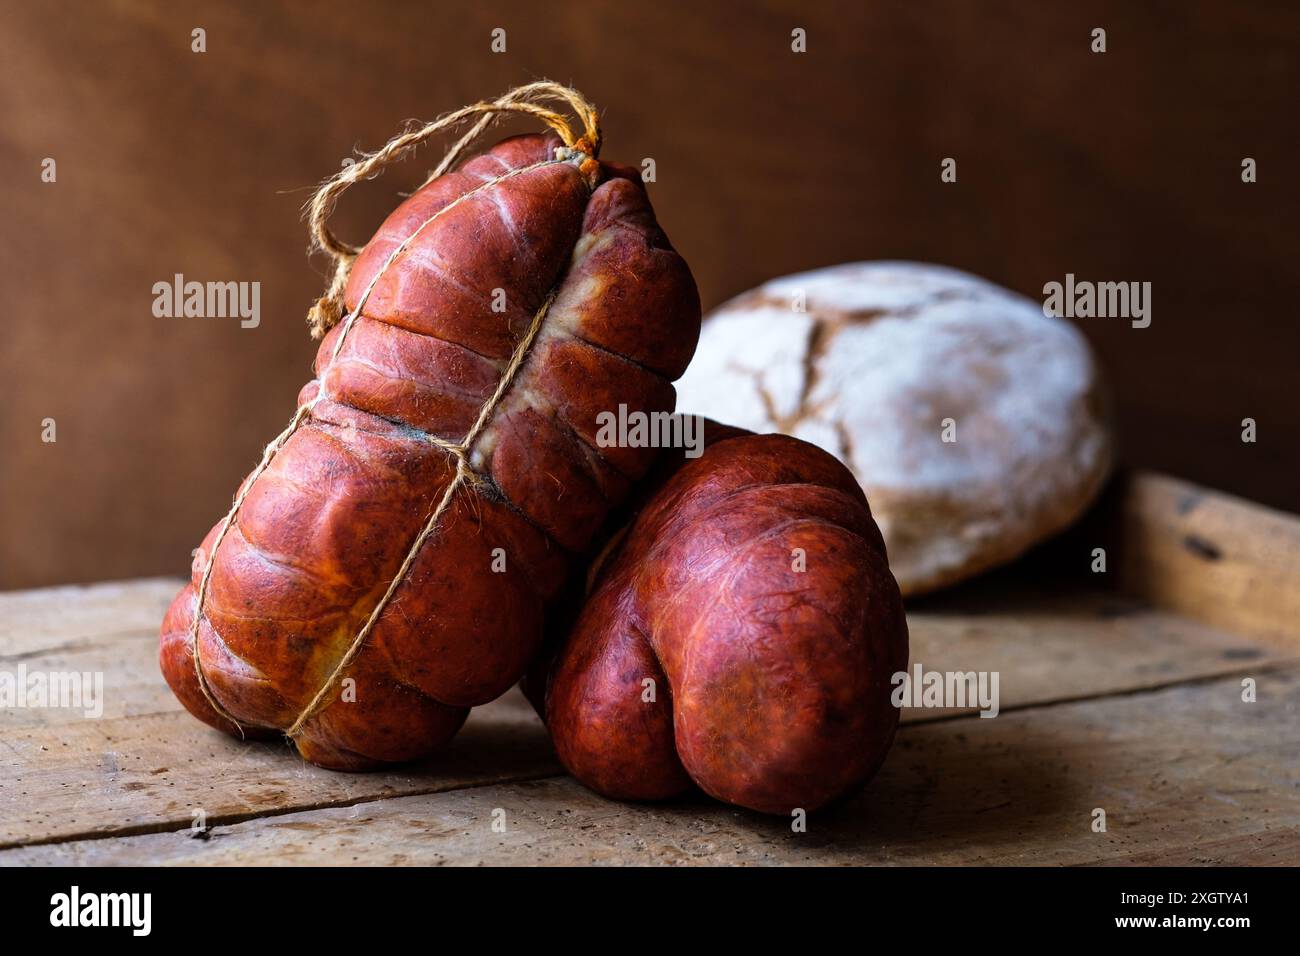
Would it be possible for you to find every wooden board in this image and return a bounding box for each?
[8,668,1297,867]
[1112,473,1300,646]
[2,472,1298,865]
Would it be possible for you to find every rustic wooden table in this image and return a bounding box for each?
[1,473,1297,866]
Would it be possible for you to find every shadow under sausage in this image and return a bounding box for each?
[400,688,562,783]
[684,718,1088,865]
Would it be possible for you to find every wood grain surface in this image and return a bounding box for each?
[9,670,1296,866]
[1113,473,1300,646]
[3,471,1297,864]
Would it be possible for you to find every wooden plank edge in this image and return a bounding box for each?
[6,659,1294,856]
[1101,471,1300,646]
[8,665,1295,866]
[0,768,562,853]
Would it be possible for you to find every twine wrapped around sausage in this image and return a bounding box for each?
[305,81,603,340]
[160,82,701,768]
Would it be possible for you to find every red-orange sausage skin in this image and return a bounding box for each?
[533,426,908,815]
[159,134,701,769]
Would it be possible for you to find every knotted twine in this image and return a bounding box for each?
[188,82,603,739]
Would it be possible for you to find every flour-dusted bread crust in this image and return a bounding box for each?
[675,261,1113,596]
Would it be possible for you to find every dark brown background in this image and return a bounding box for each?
[1,0,1296,589]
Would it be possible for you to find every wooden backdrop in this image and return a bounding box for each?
[1,0,1296,588]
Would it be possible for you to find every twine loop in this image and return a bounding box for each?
[305,81,601,339]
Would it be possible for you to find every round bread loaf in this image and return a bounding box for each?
[675,261,1113,596]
